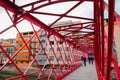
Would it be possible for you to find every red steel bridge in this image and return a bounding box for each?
[0,0,120,80]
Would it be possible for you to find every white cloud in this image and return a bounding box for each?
[0,8,12,32]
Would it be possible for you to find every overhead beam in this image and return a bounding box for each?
[0,0,88,52]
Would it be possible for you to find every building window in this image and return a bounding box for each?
[2,54,5,58]
[23,32,28,35]
[26,61,29,64]
[50,35,54,39]
[16,61,18,64]
[38,54,47,65]
[49,56,54,61]
[10,48,13,53]
[40,50,44,54]
[57,47,62,52]
[65,47,70,51]
[6,48,10,53]
[33,50,36,55]
[21,61,23,63]
[50,41,54,45]
[20,44,22,47]
[59,41,62,44]
[29,32,33,34]
[65,56,71,61]
[41,40,45,43]
[49,48,52,52]
[58,56,62,61]
[34,43,36,48]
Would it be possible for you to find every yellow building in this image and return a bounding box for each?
[14,21,83,69]
[0,40,15,64]
[15,31,40,69]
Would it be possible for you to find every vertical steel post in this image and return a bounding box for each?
[94,1,102,80]
[100,0,105,76]
[106,0,115,80]
[97,1,102,71]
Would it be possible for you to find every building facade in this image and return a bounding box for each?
[14,21,82,69]
[14,30,73,68]
[0,39,16,64]
[105,19,120,66]
[15,31,40,69]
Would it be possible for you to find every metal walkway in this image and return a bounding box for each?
[63,63,98,80]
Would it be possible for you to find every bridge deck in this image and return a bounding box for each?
[63,63,98,80]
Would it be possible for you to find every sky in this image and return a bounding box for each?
[0,0,120,39]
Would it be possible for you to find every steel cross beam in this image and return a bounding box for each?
[0,0,81,51]
[0,0,93,57]
[0,0,96,79]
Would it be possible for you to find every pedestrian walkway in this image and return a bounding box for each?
[63,63,98,80]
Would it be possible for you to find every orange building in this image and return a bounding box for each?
[0,39,15,64]
[14,21,83,69]
[15,31,40,69]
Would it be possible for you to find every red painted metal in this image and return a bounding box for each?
[0,29,41,71]
[61,42,70,71]
[104,2,120,28]
[64,42,73,69]
[0,0,120,80]
[100,0,105,76]
[54,36,66,69]
[106,0,115,80]
[48,1,83,27]
[34,31,60,79]
[15,26,47,79]
[104,28,120,80]
[94,1,101,80]
[0,45,28,80]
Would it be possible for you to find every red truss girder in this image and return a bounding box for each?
[93,0,120,80]
[0,0,120,80]
[0,0,94,51]
[0,0,89,80]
